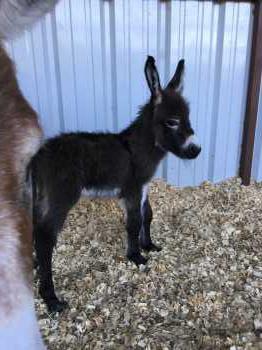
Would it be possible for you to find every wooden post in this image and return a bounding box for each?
[239,1,262,185]
[159,1,255,3]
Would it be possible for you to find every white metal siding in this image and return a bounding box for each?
[5,0,253,186]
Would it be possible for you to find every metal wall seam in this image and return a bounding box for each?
[109,0,118,132]
[208,3,225,182]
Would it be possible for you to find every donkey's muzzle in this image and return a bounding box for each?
[186,143,201,159]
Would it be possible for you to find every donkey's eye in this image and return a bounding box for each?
[165,119,180,129]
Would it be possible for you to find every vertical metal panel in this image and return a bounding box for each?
[5,0,253,187]
[208,3,225,181]
[167,0,186,185]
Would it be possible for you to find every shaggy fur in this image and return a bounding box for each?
[0,44,45,349]
[0,0,59,39]
[0,0,59,348]
[31,56,201,312]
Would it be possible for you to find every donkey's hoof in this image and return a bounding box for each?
[128,253,148,266]
[142,242,162,252]
[47,298,68,313]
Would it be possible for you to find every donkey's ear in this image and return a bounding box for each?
[166,59,185,92]
[144,56,162,104]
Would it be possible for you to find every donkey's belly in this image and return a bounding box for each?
[81,188,121,199]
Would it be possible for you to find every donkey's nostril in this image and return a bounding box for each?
[188,144,201,158]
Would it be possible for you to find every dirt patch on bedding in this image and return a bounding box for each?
[34,178,262,349]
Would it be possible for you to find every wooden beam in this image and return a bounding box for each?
[212,0,255,2]
[212,0,254,2]
[159,0,255,3]
[239,1,262,185]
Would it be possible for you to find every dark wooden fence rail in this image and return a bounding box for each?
[239,1,262,185]
[159,1,255,2]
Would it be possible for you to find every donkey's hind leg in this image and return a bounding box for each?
[139,197,162,252]
[124,194,148,265]
[34,212,68,313]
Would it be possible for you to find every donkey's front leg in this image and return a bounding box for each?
[125,199,148,265]
[140,197,162,252]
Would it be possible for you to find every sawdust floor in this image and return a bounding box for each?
[34,178,262,350]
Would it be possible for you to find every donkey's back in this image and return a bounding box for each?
[31,132,132,200]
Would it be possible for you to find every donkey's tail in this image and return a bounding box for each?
[0,0,59,40]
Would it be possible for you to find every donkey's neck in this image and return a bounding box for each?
[120,102,166,179]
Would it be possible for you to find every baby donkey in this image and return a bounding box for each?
[31,56,201,312]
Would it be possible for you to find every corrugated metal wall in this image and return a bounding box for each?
[5,0,253,187]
